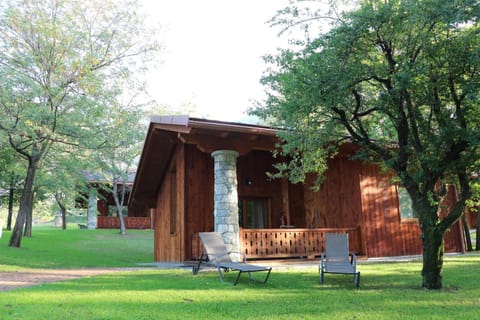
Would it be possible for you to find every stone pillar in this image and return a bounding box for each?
[211,150,240,261]
[87,187,98,230]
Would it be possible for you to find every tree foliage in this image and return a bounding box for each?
[254,0,480,289]
[93,102,146,236]
[0,0,159,247]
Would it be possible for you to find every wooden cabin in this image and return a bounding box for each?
[128,115,465,262]
[83,172,152,229]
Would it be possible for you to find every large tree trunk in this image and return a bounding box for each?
[23,191,34,237]
[421,226,445,289]
[23,209,31,237]
[9,156,39,248]
[7,176,14,231]
[414,180,469,289]
[55,194,67,230]
[61,207,67,230]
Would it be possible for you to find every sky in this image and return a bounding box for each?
[140,0,292,122]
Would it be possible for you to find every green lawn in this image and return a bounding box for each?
[1,226,479,319]
[0,225,154,269]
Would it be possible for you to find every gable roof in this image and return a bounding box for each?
[128,115,278,209]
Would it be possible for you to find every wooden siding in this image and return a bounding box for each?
[359,164,464,257]
[153,144,185,262]
[304,158,364,229]
[184,144,215,260]
[359,164,426,257]
[288,183,306,228]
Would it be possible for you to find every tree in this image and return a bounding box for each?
[39,144,90,230]
[94,102,146,236]
[0,143,24,231]
[254,0,480,289]
[0,0,159,247]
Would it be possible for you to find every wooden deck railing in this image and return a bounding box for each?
[240,227,363,259]
[191,227,363,260]
[97,216,152,229]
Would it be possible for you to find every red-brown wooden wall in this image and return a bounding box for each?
[184,144,215,261]
[154,144,185,262]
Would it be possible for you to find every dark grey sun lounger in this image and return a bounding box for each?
[320,233,360,287]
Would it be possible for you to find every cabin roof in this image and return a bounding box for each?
[129,115,279,209]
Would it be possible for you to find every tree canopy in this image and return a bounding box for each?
[254,0,480,289]
[0,0,159,247]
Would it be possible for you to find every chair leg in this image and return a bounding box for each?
[216,267,227,283]
[233,271,243,286]
[192,261,201,275]
[354,272,360,287]
[246,268,272,284]
[320,270,324,284]
[216,267,242,285]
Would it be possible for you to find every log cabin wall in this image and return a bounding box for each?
[153,144,185,262]
[359,163,422,257]
[303,157,364,230]
[184,144,215,260]
[288,183,306,227]
[237,150,285,228]
[359,164,465,257]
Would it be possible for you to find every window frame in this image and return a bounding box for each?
[238,197,270,229]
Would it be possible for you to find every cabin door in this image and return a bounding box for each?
[239,198,269,228]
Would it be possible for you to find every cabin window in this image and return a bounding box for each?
[170,169,177,234]
[397,186,416,220]
[239,198,268,228]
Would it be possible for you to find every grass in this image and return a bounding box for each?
[1,226,480,319]
[0,225,153,269]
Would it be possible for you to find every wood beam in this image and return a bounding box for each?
[177,132,276,155]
